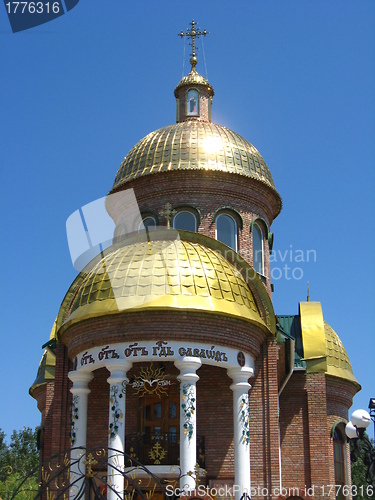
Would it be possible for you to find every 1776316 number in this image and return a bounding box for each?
[5,2,61,14]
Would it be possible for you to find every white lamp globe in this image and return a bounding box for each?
[351,409,371,430]
[345,421,358,439]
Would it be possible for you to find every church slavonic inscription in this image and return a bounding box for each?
[81,351,95,366]
[77,340,234,370]
[98,345,120,360]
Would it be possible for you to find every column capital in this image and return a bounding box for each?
[69,370,94,395]
[175,357,202,382]
[106,360,132,384]
[228,366,252,392]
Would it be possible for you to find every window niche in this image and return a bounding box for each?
[252,222,264,275]
[138,216,157,233]
[333,428,346,500]
[186,89,199,116]
[215,213,238,251]
[173,211,197,232]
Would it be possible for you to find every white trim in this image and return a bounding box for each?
[123,465,180,478]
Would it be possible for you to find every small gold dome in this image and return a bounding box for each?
[112,121,277,192]
[29,320,57,397]
[299,301,360,388]
[59,234,267,330]
[324,321,359,387]
[174,67,214,97]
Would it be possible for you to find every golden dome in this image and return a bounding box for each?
[58,233,268,331]
[299,301,360,388]
[29,320,57,397]
[112,121,277,192]
[324,321,359,387]
[174,67,214,96]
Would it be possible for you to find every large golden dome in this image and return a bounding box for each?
[57,232,272,332]
[112,121,277,192]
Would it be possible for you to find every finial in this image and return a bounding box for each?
[179,19,208,72]
[307,281,310,302]
[159,203,176,229]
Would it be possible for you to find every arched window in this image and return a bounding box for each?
[186,89,199,116]
[253,223,264,275]
[333,429,346,500]
[216,214,237,251]
[139,216,156,232]
[173,211,197,232]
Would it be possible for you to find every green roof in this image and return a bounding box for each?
[277,315,306,368]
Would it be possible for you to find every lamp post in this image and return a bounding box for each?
[345,399,375,485]
[369,398,375,437]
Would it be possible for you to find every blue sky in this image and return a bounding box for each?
[1,1,374,442]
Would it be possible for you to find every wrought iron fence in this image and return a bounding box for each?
[9,446,180,500]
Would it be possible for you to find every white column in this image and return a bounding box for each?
[68,370,94,499]
[228,367,252,500]
[175,357,202,492]
[106,361,132,500]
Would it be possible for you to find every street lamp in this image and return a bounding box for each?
[345,399,375,485]
[369,398,375,437]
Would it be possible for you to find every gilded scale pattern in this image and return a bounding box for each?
[324,322,356,377]
[69,239,261,322]
[112,121,275,191]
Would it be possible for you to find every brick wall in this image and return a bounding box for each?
[49,344,72,456]
[175,85,212,123]
[249,339,280,499]
[279,371,311,491]
[60,310,267,362]
[326,376,358,500]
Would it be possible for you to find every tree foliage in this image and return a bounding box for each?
[0,427,39,499]
[350,433,375,500]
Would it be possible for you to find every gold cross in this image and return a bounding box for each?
[83,452,97,478]
[179,20,208,69]
[191,462,206,487]
[159,203,176,229]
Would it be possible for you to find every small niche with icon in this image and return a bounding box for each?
[187,89,199,116]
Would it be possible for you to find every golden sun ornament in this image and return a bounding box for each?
[132,363,170,398]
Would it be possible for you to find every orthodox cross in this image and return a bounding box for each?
[237,351,246,367]
[179,19,208,68]
[83,452,98,478]
[189,462,206,487]
[159,203,176,229]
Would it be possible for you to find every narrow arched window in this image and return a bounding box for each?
[173,211,197,232]
[187,89,199,116]
[333,429,346,500]
[139,216,156,232]
[253,223,264,275]
[216,214,237,251]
